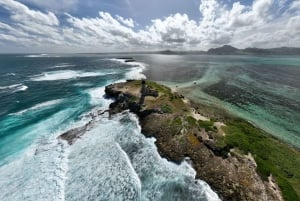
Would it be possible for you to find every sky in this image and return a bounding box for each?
[0,0,299,53]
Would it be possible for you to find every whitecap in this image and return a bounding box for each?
[24,54,48,57]
[108,58,147,80]
[125,64,147,80]
[73,82,93,87]
[0,84,28,93]
[12,99,64,115]
[51,63,76,69]
[24,54,60,58]
[3,73,16,76]
[30,70,107,81]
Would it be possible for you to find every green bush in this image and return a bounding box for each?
[161,104,173,113]
[223,119,300,201]
[198,120,216,132]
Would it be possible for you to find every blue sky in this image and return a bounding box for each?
[0,0,299,53]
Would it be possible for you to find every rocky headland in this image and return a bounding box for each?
[104,80,289,201]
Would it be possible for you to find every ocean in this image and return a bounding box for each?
[134,54,300,148]
[1,53,300,201]
[0,54,220,201]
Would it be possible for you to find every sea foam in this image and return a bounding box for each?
[12,99,64,115]
[109,58,147,80]
[30,70,108,81]
[64,112,220,201]
[0,84,28,93]
[51,63,76,69]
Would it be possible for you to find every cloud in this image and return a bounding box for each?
[0,0,299,53]
[116,15,135,27]
[0,0,59,26]
[18,0,79,12]
[289,0,300,10]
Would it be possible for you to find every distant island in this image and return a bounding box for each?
[156,45,300,55]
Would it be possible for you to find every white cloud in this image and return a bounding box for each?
[0,0,59,26]
[289,0,300,10]
[0,0,299,52]
[116,15,135,27]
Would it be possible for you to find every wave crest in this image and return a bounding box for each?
[0,84,28,93]
[30,70,110,81]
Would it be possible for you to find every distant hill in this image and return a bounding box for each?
[156,50,206,55]
[157,45,300,55]
[243,47,300,55]
[207,45,300,55]
[207,45,241,55]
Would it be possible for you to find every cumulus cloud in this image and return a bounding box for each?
[0,0,59,26]
[0,0,299,53]
[116,15,135,28]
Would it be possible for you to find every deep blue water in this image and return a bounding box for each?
[0,54,219,201]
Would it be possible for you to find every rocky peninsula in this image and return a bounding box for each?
[105,80,300,201]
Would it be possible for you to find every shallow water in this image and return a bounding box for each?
[135,54,300,148]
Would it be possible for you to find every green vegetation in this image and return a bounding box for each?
[161,104,173,113]
[146,81,172,96]
[171,117,182,127]
[186,116,198,128]
[198,120,216,132]
[219,119,300,201]
[123,80,300,200]
[140,80,189,114]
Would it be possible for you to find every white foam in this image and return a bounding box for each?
[24,54,60,58]
[12,99,63,115]
[126,65,147,80]
[0,138,70,201]
[30,70,106,81]
[0,92,220,201]
[0,107,93,201]
[73,82,93,87]
[3,73,16,76]
[64,112,220,201]
[15,85,28,92]
[0,84,28,93]
[109,58,147,80]
[86,86,113,107]
[51,63,76,68]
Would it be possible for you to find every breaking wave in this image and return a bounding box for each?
[0,84,28,93]
[30,70,110,81]
[110,58,147,80]
[11,99,64,115]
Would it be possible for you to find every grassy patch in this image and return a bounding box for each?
[142,80,189,114]
[186,116,197,125]
[171,117,182,127]
[146,81,172,96]
[221,119,300,201]
[198,120,216,132]
[161,104,173,113]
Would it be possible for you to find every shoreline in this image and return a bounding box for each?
[104,80,298,201]
[58,79,300,201]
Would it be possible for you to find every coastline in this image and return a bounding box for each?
[103,79,300,201]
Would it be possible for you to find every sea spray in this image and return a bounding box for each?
[65,112,220,201]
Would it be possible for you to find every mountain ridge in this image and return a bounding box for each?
[157,45,300,55]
